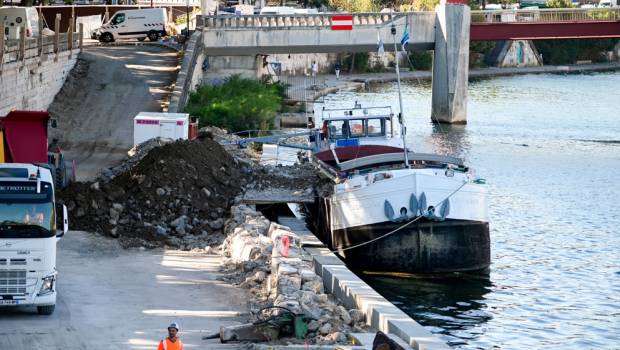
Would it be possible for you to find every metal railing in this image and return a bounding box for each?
[1,24,82,66]
[471,8,620,23]
[202,12,424,29]
[202,8,619,30]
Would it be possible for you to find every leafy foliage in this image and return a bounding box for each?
[536,39,619,64]
[185,75,285,132]
[328,0,380,12]
[408,51,433,70]
[546,0,574,7]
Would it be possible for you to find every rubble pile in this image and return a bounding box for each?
[58,136,243,249]
[219,204,368,345]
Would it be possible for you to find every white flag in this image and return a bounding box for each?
[377,33,385,57]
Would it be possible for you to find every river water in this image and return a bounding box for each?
[315,72,620,349]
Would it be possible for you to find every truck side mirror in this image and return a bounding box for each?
[57,204,68,238]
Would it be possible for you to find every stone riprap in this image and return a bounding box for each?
[219,204,369,345]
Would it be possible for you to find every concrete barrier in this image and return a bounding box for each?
[304,247,451,350]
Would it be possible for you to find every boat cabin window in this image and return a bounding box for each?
[325,118,388,139]
[366,118,385,137]
[349,120,364,137]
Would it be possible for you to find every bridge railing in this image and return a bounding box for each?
[202,12,424,29]
[471,8,620,23]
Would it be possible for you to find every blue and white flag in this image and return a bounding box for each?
[377,32,385,57]
[400,22,410,50]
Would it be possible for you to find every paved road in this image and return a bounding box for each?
[0,232,249,350]
[49,45,179,181]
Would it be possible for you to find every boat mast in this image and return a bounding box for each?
[391,19,410,169]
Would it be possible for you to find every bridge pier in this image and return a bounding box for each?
[432,4,471,124]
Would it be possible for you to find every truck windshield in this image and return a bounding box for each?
[0,181,55,238]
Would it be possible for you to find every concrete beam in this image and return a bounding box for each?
[432,4,471,124]
[203,14,435,55]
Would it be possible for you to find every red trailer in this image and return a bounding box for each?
[0,110,75,187]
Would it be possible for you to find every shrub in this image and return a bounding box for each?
[536,39,619,64]
[408,51,433,70]
[184,75,285,132]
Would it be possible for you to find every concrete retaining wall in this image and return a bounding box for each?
[0,50,78,116]
[169,31,205,113]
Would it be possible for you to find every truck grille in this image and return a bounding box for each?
[9,259,26,265]
[0,270,27,295]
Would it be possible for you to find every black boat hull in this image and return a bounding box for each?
[332,219,490,273]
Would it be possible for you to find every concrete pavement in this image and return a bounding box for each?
[0,232,249,350]
[48,45,179,181]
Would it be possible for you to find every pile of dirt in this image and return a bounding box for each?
[58,136,244,249]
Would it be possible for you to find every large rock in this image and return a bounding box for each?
[349,309,365,324]
[302,279,324,294]
[276,275,301,295]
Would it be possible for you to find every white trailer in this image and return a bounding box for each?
[133,112,191,146]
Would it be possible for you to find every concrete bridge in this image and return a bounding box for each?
[201,6,620,124]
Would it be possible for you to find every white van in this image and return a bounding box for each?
[95,8,168,43]
[598,0,618,7]
[0,6,40,40]
[259,6,296,15]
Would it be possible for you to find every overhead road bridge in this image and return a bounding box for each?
[470,8,620,40]
[202,5,469,125]
[201,6,620,124]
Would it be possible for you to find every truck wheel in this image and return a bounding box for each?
[100,32,114,43]
[148,31,159,42]
[37,304,55,315]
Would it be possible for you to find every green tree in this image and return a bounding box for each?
[546,0,573,7]
[185,76,285,132]
[328,0,379,12]
[412,0,439,11]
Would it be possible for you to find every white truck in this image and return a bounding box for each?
[0,163,68,315]
[0,6,40,40]
[94,8,168,43]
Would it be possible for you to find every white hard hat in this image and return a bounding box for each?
[168,322,179,331]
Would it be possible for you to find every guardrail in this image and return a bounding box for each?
[471,8,620,23]
[202,12,423,29]
[202,8,620,30]
[0,23,82,66]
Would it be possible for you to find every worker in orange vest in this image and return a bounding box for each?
[157,322,183,350]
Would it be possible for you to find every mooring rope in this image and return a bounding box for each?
[302,180,469,257]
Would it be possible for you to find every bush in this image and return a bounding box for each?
[536,39,619,64]
[184,75,285,132]
[408,51,433,70]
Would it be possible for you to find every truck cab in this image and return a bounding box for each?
[0,163,67,315]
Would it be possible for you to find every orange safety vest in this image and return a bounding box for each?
[157,338,183,350]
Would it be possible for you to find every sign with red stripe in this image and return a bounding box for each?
[331,15,353,31]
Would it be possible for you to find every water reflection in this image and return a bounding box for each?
[360,272,493,347]
[428,123,471,160]
[320,71,620,349]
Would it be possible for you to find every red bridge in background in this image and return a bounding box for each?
[470,8,620,41]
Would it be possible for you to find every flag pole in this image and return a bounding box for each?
[391,15,410,169]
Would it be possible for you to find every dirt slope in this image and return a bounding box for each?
[49,45,179,181]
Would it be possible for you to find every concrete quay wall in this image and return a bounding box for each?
[305,246,451,350]
[0,51,78,116]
